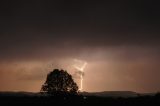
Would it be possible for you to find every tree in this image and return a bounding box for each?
[41,69,78,95]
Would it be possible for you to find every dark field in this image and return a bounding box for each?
[0,93,160,106]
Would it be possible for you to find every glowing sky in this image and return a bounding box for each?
[0,0,160,93]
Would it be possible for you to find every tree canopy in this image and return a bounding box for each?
[41,69,78,94]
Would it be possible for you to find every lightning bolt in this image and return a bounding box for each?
[73,59,87,91]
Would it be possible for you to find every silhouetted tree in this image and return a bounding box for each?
[41,69,78,95]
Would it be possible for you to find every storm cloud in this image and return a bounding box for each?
[0,0,160,92]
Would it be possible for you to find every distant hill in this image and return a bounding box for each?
[0,91,155,98]
[0,92,42,97]
[80,91,139,98]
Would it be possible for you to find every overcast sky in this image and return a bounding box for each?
[0,0,160,93]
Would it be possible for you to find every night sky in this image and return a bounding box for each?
[0,0,160,92]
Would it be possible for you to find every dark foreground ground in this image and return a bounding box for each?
[0,93,160,106]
